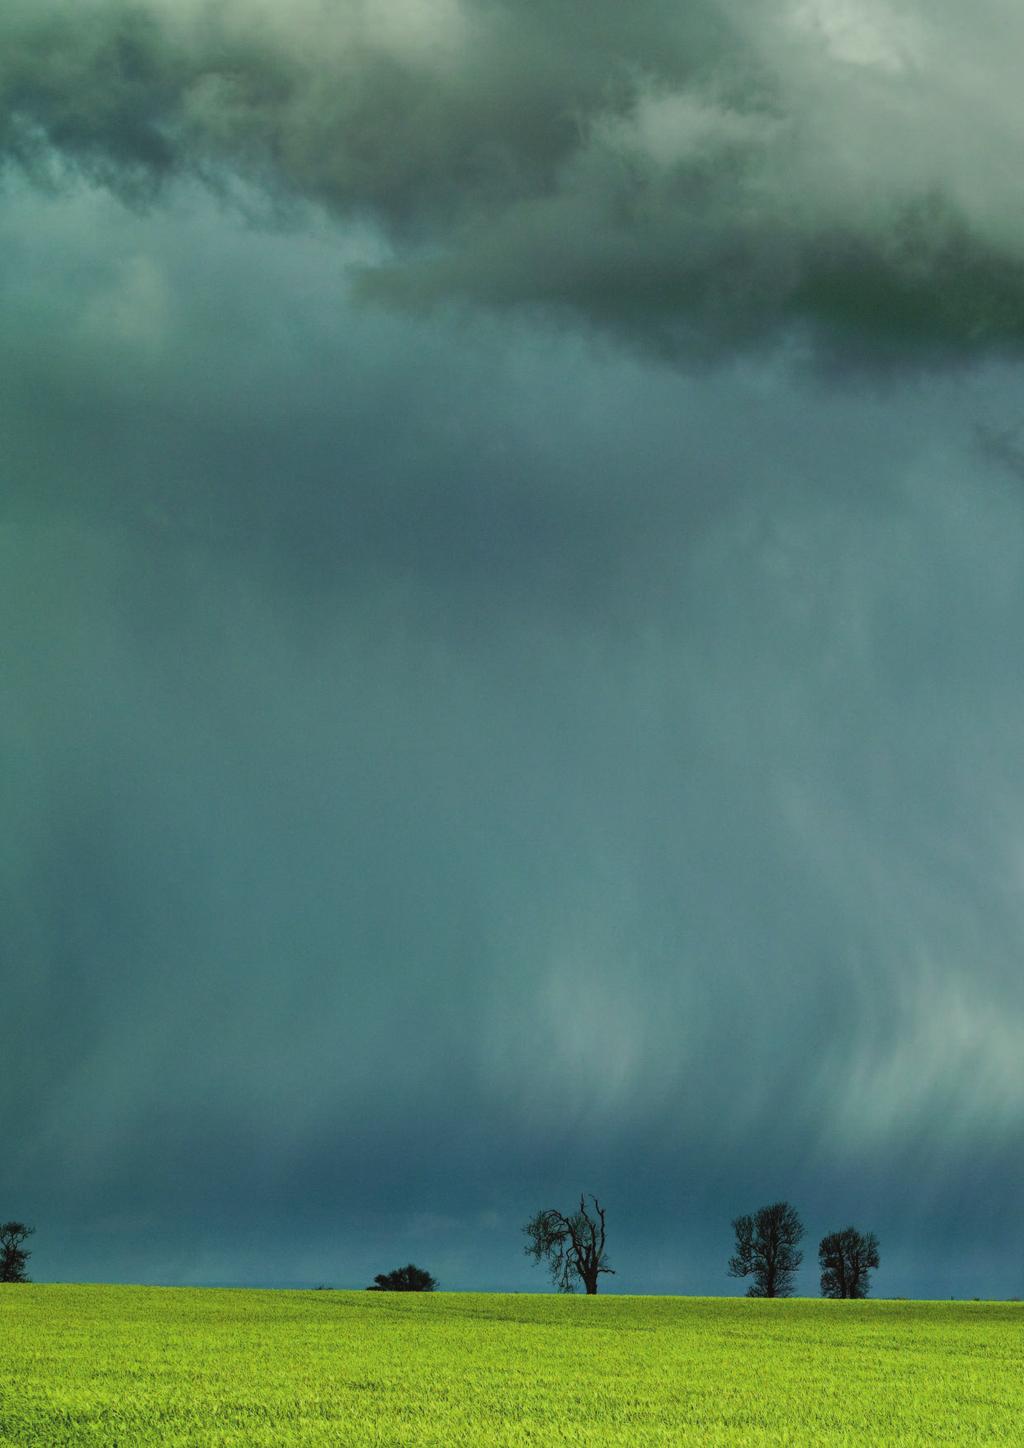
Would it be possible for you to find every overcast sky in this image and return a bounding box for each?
[3,0,1024,1297]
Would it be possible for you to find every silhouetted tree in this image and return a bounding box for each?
[728,1201,804,1297]
[366,1263,438,1291]
[523,1194,614,1294]
[0,1222,33,1283]
[818,1226,880,1299]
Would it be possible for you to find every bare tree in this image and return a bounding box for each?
[366,1263,438,1291]
[728,1201,804,1297]
[818,1227,880,1299]
[523,1194,614,1294]
[0,1222,34,1284]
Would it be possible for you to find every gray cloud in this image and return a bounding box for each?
[4,27,1024,1298]
[8,417,1024,1292]
[4,1,1024,359]
[4,179,1024,1296]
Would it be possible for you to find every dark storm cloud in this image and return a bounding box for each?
[4,176,1024,1297]
[7,429,1024,1294]
[5,13,1024,1299]
[4,1,1024,358]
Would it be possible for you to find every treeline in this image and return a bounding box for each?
[1,1203,879,1297]
[523,1194,879,1299]
[727,1200,879,1299]
[363,1194,881,1298]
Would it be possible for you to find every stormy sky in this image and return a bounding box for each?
[3,0,1024,1297]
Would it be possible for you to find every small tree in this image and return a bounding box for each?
[0,1222,34,1284]
[818,1226,880,1299]
[728,1201,804,1298]
[523,1194,614,1294]
[366,1263,438,1291]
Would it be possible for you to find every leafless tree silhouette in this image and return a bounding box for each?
[523,1194,614,1294]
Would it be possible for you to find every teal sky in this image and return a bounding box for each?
[3,0,1024,1296]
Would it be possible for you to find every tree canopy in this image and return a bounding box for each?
[819,1227,880,1299]
[0,1222,33,1284]
[366,1263,438,1292]
[728,1201,804,1298]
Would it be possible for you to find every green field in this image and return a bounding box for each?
[1,1286,1021,1446]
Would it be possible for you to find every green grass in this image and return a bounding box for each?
[1,1286,1021,1445]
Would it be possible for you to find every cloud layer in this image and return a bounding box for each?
[4,0,1024,357]
[4,10,1024,1296]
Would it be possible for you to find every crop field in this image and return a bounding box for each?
[1,1286,1021,1446]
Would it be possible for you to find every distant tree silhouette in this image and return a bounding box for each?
[728,1201,804,1297]
[523,1194,614,1294]
[366,1263,438,1291]
[0,1222,34,1283]
[818,1226,880,1298]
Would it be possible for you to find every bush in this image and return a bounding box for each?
[366,1263,438,1292]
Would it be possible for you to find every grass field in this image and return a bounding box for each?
[1,1286,1021,1446]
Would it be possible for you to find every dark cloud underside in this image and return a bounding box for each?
[3,1,1024,359]
[3,6,1024,1297]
